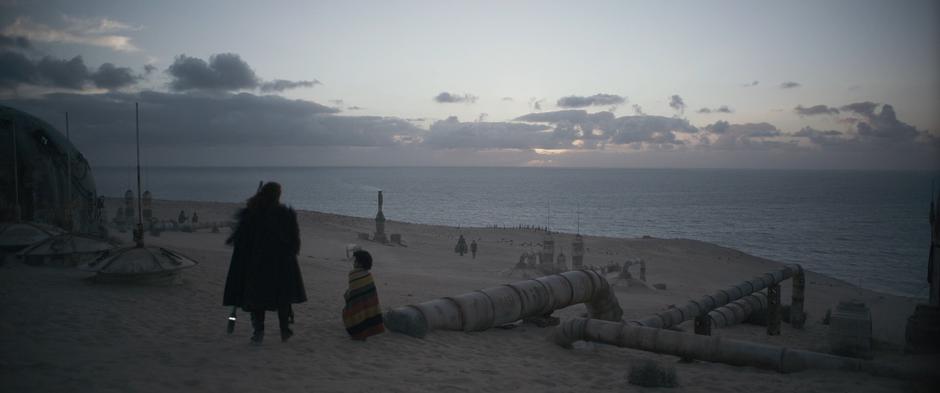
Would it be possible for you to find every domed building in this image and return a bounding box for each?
[0,105,99,234]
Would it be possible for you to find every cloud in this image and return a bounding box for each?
[847,103,924,146]
[60,15,141,35]
[35,55,89,89]
[0,50,141,90]
[780,81,801,89]
[260,79,320,92]
[90,62,140,90]
[501,96,514,101]
[515,109,600,124]
[704,122,779,139]
[2,16,139,52]
[840,101,878,117]
[433,91,478,104]
[555,93,626,108]
[165,53,316,93]
[632,104,644,115]
[697,105,733,114]
[515,109,698,149]
[0,33,30,50]
[143,64,156,74]
[793,127,850,149]
[704,122,785,150]
[668,94,685,114]
[424,116,555,149]
[3,91,430,152]
[167,53,259,91]
[742,80,759,87]
[794,104,839,116]
[791,102,932,153]
[0,50,35,87]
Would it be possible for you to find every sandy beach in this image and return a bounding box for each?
[1,198,936,393]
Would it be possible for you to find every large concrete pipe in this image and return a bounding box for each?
[553,318,932,380]
[385,270,622,338]
[627,264,803,330]
[707,292,768,329]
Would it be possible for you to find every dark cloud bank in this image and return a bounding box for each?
[0,44,140,90]
[5,91,420,148]
[1,45,935,168]
[167,53,316,93]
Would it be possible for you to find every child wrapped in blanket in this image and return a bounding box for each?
[342,250,385,340]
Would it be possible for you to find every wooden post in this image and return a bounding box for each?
[767,284,781,336]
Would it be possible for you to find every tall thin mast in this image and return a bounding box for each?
[65,112,72,231]
[135,103,143,246]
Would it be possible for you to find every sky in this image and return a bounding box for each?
[1,0,938,169]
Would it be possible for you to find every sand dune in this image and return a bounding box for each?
[1,198,934,392]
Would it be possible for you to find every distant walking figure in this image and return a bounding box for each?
[223,182,307,344]
[343,250,385,340]
[455,235,468,256]
[192,211,199,224]
[470,240,478,259]
[178,210,187,224]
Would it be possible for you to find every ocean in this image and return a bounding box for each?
[95,166,936,298]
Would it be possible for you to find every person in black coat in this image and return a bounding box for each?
[223,182,307,343]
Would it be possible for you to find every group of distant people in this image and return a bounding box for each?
[178,210,198,224]
[455,235,478,258]
[221,182,384,344]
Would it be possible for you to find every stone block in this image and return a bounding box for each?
[828,300,872,359]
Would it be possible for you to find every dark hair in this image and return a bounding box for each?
[353,250,373,270]
[247,182,281,211]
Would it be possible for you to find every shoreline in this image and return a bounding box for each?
[107,196,927,302]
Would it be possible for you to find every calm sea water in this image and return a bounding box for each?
[96,167,936,298]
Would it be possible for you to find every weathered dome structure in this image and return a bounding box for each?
[0,221,63,251]
[17,232,114,266]
[78,245,198,283]
[0,105,98,233]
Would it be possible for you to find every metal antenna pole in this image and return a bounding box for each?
[135,103,144,247]
[66,112,72,231]
[12,116,20,221]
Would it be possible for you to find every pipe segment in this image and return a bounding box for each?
[626,264,801,329]
[385,270,622,338]
[552,318,932,380]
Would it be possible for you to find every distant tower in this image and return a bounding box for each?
[374,190,387,243]
[540,235,555,272]
[556,250,567,273]
[571,234,585,270]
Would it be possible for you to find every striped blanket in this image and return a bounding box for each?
[342,269,385,339]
